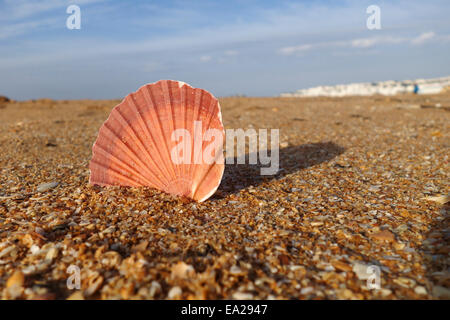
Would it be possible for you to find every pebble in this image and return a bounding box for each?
[36,181,59,192]
[45,247,58,261]
[30,245,40,255]
[414,286,427,296]
[370,230,395,242]
[378,288,392,297]
[338,288,354,299]
[168,286,182,299]
[300,287,314,295]
[0,246,15,258]
[67,291,85,300]
[332,260,352,272]
[6,270,25,288]
[149,281,161,298]
[393,277,416,288]
[432,286,450,299]
[84,275,103,296]
[171,261,194,279]
[395,224,408,233]
[232,292,254,300]
[230,265,244,275]
[423,194,449,205]
[352,262,371,280]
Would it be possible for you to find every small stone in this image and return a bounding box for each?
[337,288,354,299]
[230,265,243,275]
[232,292,253,300]
[423,194,449,205]
[36,182,59,192]
[149,281,161,298]
[45,247,58,261]
[102,226,115,234]
[6,270,25,288]
[22,265,37,275]
[101,251,122,267]
[171,261,195,279]
[352,262,371,280]
[393,277,416,288]
[397,104,420,110]
[432,286,450,299]
[332,260,352,272]
[0,245,15,258]
[395,224,408,233]
[370,230,395,242]
[414,286,427,296]
[378,288,392,297]
[6,285,23,299]
[131,240,148,252]
[84,275,103,296]
[66,291,84,300]
[168,286,182,299]
[35,227,46,236]
[300,287,314,295]
[30,245,40,255]
[278,254,290,265]
[120,284,134,300]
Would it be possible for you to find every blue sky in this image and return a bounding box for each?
[1,0,450,99]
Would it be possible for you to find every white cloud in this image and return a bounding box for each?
[0,0,109,40]
[0,0,106,21]
[351,38,378,48]
[411,31,435,45]
[0,18,59,40]
[224,50,238,56]
[278,40,346,55]
[351,36,406,48]
[279,44,313,55]
[279,33,432,55]
[200,55,212,62]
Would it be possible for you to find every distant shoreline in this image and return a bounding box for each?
[281,76,450,97]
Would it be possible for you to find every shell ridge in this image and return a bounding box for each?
[191,148,224,200]
[190,89,215,194]
[201,97,220,152]
[162,80,183,192]
[142,84,178,181]
[197,167,224,202]
[180,84,187,183]
[101,122,163,186]
[191,96,221,195]
[127,93,173,182]
[90,159,142,186]
[92,143,156,187]
[187,88,204,192]
[114,102,168,188]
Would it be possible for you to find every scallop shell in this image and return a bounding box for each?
[89,80,225,202]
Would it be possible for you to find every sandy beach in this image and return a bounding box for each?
[0,93,448,299]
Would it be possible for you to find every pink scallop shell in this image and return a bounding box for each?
[89,80,225,202]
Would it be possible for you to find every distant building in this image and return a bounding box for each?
[280,76,450,97]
